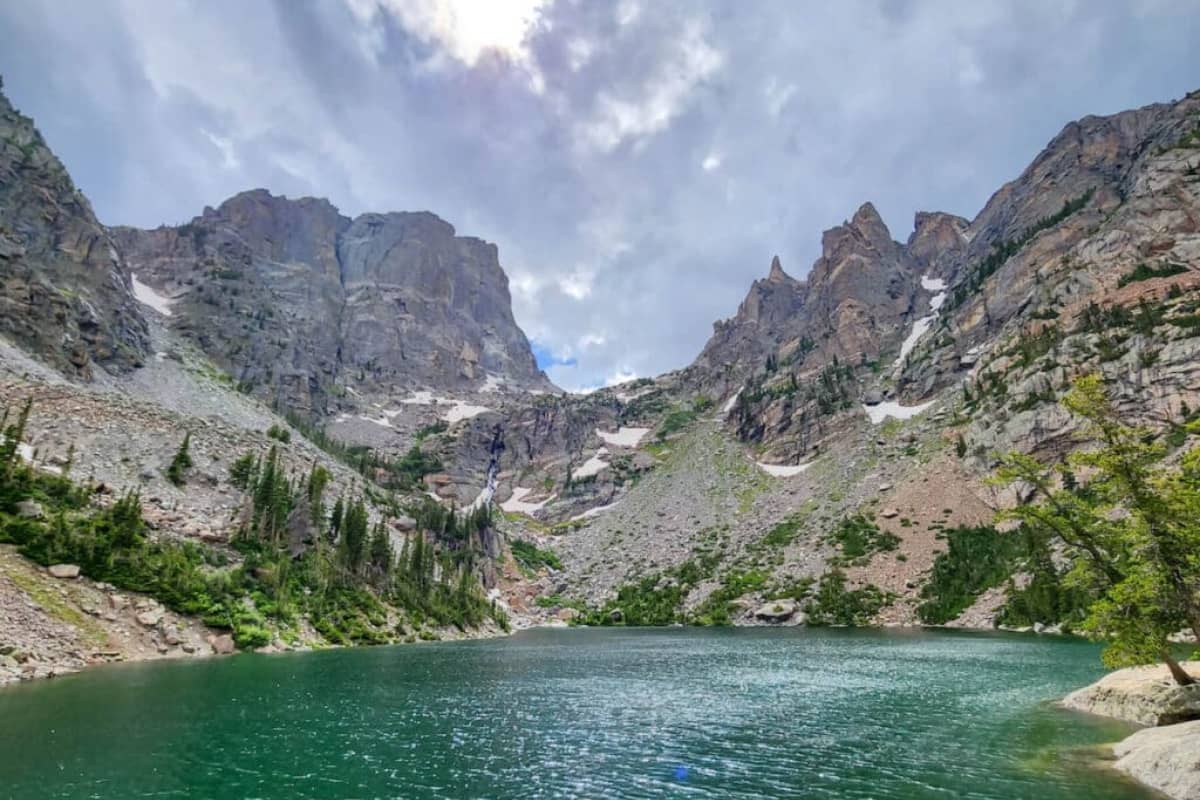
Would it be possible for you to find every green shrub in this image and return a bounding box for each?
[829,515,899,565]
[1117,261,1189,288]
[266,424,291,443]
[917,526,1022,624]
[804,570,891,626]
[510,538,562,574]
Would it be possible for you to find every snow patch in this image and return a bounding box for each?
[396,391,490,423]
[895,315,936,366]
[893,274,948,367]
[358,414,393,428]
[444,401,491,423]
[500,487,556,515]
[596,426,649,448]
[756,461,813,477]
[722,389,742,414]
[573,447,610,479]
[130,273,174,316]
[16,443,61,475]
[862,399,936,424]
[572,501,620,521]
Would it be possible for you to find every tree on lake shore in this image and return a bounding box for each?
[996,375,1200,685]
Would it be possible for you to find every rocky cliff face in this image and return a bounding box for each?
[701,90,1200,464]
[0,80,148,377]
[112,190,553,415]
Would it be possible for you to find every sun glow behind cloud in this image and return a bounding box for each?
[347,0,550,67]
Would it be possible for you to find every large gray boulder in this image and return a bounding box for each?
[754,599,802,624]
[1113,720,1200,800]
[1063,662,1200,726]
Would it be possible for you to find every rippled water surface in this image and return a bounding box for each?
[0,627,1152,799]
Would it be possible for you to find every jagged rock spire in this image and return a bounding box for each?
[767,255,788,282]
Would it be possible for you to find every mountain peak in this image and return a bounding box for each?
[851,201,885,231]
[767,255,789,282]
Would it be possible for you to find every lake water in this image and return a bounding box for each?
[0,627,1151,799]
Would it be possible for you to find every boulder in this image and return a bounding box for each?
[15,499,44,519]
[1063,661,1200,726]
[47,563,80,579]
[1113,720,1200,800]
[863,389,883,406]
[880,508,900,519]
[135,609,163,627]
[754,599,800,623]
[208,634,236,655]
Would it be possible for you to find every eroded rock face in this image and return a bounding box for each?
[0,80,148,376]
[112,191,553,415]
[694,204,926,386]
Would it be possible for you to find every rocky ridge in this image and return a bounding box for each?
[112,189,554,417]
[0,78,148,377]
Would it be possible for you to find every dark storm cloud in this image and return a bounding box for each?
[1,0,1198,390]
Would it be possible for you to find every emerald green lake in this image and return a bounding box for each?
[0,627,1151,799]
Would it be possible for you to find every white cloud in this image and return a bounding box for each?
[557,267,594,300]
[201,129,240,170]
[616,0,640,27]
[702,152,721,171]
[364,0,550,68]
[566,37,595,71]
[575,20,723,153]
[763,77,796,117]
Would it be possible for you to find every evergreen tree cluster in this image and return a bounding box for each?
[945,188,1094,311]
[0,401,504,654]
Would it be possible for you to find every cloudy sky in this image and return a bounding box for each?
[2,1,1198,390]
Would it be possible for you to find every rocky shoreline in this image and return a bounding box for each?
[1064,662,1200,800]
[0,545,515,689]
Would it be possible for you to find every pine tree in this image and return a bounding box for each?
[997,374,1200,685]
[329,495,345,545]
[166,432,193,487]
[369,522,393,579]
[339,499,369,574]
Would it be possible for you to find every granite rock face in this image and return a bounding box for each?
[695,88,1200,463]
[1063,661,1200,726]
[0,80,148,376]
[694,203,929,386]
[1113,720,1200,800]
[113,190,553,415]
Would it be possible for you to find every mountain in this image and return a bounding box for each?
[111,189,554,416]
[0,78,148,377]
[3,75,1200,683]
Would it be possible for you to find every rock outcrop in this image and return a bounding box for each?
[1063,661,1200,726]
[0,79,148,376]
[1113,720,1200,800]
[113,190,553,415]
[1063,662,1200,800]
